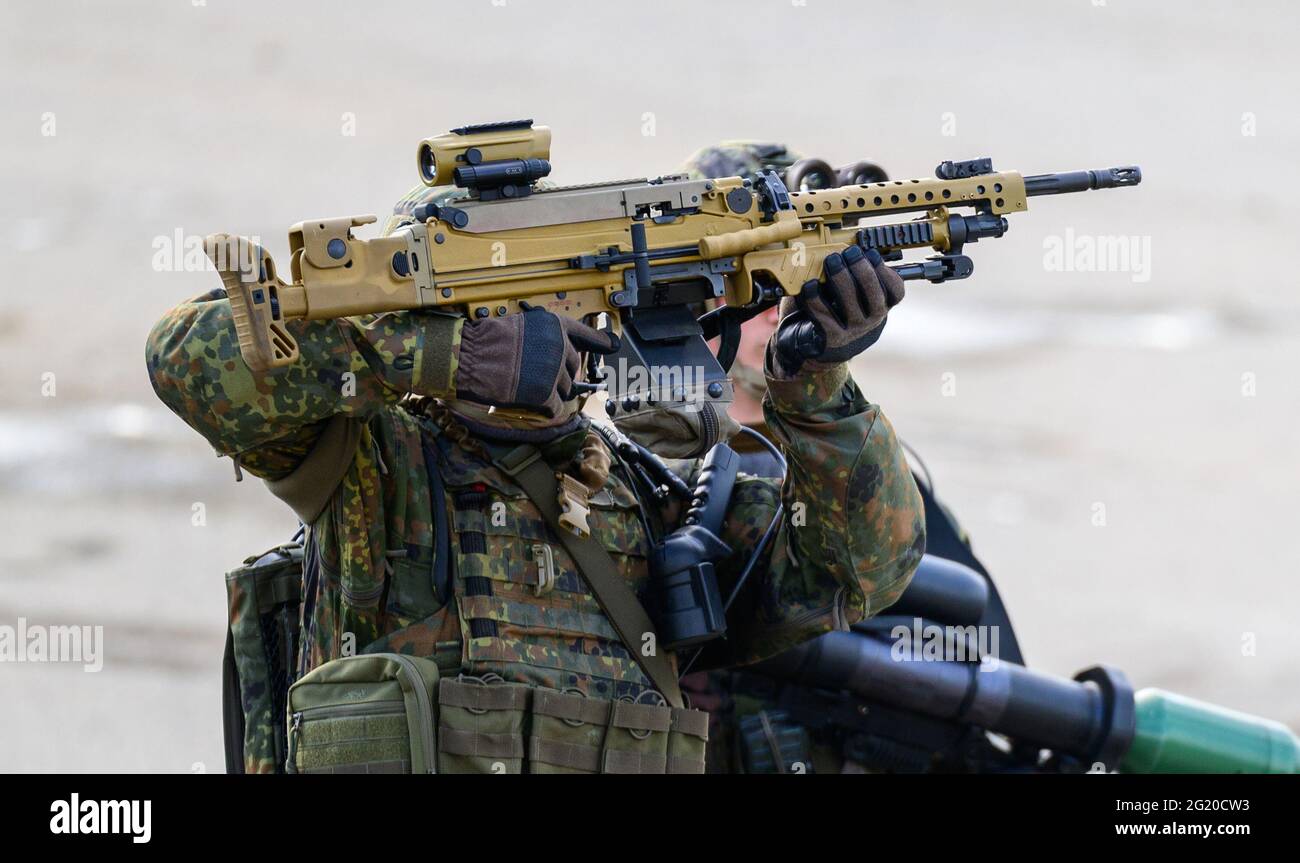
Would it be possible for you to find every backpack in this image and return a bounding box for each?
[222,539,307,774]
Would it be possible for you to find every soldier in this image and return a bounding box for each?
[678,141,887,473]
[677,141,897,772]
[146,144,925,774]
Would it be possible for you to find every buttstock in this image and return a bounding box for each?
[203,234,299,372]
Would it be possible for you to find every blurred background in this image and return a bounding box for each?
[1,0,1297,771]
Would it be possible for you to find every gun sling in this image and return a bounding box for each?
[491,443,684,709]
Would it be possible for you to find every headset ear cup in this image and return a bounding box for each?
[783,158,838,191]
[836,160,890,185]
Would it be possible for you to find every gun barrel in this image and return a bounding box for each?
[1024,166,1142,196]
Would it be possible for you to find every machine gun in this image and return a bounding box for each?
[203,119,1140,423]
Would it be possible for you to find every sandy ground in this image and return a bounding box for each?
[1,0,1298,771]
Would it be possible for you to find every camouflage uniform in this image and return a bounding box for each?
[147,160,924,728]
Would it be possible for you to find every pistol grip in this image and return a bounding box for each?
[204,234,299,372]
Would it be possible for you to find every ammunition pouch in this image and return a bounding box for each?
[528,688,611,774]
[437,675,530,774]
[224,542,710,774]
[601,698,711,774]
[280,659,708,775]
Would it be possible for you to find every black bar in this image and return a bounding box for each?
[7,773,1286,846]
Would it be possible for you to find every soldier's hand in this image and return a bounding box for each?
[771,246,904,377]
[455,302,620,417]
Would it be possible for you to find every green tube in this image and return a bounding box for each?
[1121,689,1300,773]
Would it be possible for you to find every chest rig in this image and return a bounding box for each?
[424,416,671,703]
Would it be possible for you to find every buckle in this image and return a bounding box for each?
[556,473,592,538]
[530,543,558,596]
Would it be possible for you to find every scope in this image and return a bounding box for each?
[416,119,552,200]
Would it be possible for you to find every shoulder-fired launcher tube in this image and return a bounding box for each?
[754,631,1130,767]
[753,629,1299,773]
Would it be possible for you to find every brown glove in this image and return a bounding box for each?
[455,302,619,417]
[771,245,905,377]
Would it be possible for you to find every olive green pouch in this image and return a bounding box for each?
[666,707,709,774]
[437,676,530,774]
[285,653,440,774]
[527,688,611,774]
[600,700,673,774]
[224,543,304,774]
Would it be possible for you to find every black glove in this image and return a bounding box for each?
[772,245,905,376]
[455,302,620,417]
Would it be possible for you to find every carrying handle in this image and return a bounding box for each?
[697,210,801,259]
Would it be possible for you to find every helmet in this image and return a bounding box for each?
[679,140,889,191]
[678,140,804,183]
[382,182,470,236]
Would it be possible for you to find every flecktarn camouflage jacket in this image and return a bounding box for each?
[147,292,924,703]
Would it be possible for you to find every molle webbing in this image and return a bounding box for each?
[490,443,684,709]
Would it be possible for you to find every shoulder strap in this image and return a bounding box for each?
[420,433,453,606]
[492,444,683,708]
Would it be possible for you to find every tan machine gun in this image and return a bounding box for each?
[205,119,1140,418]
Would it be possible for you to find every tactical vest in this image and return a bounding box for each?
[429,429,664,701]
[222,410,708,773]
